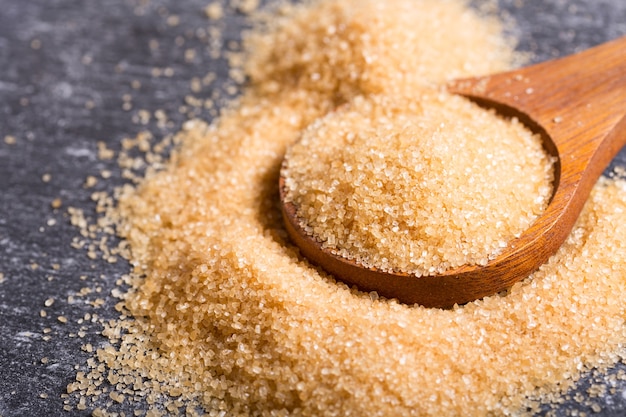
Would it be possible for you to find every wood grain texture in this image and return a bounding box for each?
[281,36,626,308]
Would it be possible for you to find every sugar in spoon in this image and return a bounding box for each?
[279,36,626,308]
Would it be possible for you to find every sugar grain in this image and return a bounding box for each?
[68,0,626,416]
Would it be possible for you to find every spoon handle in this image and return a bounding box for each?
[449,36,626,168]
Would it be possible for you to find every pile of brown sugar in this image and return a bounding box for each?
[68,0,626,416]
[282,92,554,275]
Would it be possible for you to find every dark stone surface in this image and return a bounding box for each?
[0,0,625,415]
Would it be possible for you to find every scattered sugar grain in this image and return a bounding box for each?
[184,48,196,63]
[51,198,62,209]
[98,142,115,160]
[166,15,180,27]
[204,2,224,20]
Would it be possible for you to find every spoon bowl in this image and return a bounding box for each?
[280,36,626,308]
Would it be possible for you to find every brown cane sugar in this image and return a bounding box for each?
[282,92,554,275]
[68,0,626,416]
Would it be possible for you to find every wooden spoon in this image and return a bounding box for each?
[279,36,626,308]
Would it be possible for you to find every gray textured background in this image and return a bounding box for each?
[1,0,625,415]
